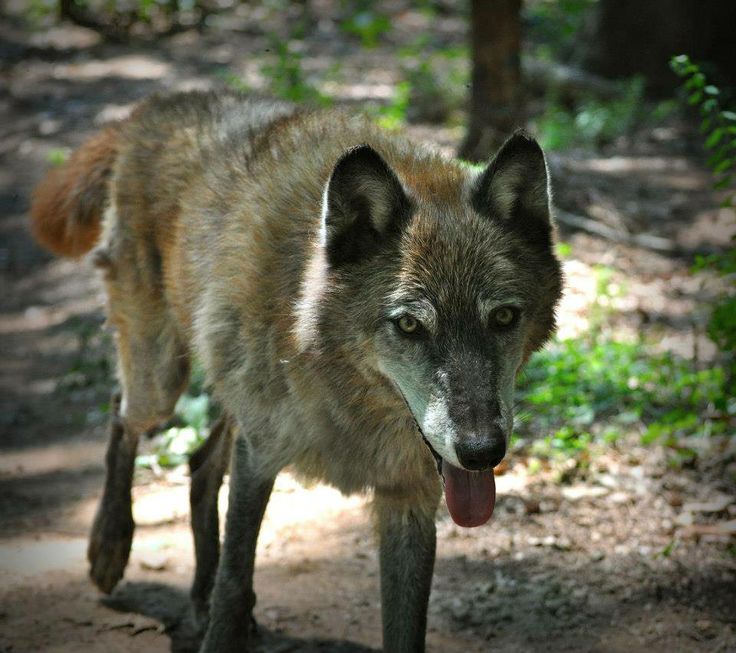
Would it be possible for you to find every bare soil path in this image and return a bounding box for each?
[1,5,734,652]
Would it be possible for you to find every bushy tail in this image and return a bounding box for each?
[30,125,121,258]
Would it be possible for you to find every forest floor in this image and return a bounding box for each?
[1,3,735,652]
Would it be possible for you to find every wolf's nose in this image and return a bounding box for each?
[455,435,506,471]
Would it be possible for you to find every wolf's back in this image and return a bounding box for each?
[30,125,120,258]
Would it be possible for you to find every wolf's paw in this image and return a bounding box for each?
[87,511,134,594]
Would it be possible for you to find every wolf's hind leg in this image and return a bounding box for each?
[189,413,234,628]
[87,392,138,593]
[88,293,190,593]
[200,435,275,652]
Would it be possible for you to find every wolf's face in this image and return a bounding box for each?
[373,214,551,472]
[307,133,562,526]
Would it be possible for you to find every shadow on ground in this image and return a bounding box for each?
[104,581,379,653]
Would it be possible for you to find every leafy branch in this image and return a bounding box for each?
[671,54,736,206]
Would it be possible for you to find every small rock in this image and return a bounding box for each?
[39,119,61,135]
[695,619,715,638]
[139,552,170,571]
[675,511,694,527]
[553,537,573,551]
[562,485,610,501]
[523,496,541,514]
[609,491,631,505]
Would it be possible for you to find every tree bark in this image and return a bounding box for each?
[582,0,736,95]
[459,0,522,162]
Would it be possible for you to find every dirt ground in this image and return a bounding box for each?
[1,4,735,653]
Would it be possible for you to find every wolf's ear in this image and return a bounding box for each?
[322,145,412,266]
[472,131,553,247]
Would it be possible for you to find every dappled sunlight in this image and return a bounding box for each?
[555,258,600,339]
[52,56,171,81]
[0,439,107,478]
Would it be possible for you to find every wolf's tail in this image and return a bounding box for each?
[30,125,121,258]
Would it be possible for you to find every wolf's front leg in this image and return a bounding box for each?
[375,492,439,653]
[88,392,138,594]
[189,414,234,628]
[200,436,275,653]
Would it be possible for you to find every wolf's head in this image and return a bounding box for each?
[299,132,563,527]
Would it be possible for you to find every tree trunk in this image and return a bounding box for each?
[582,0,736,95]
[459,0,522,162]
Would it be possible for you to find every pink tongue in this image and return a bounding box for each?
[442,460,496,527]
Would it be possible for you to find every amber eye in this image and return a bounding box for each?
[491,306,519,329]
[396,314,420,335]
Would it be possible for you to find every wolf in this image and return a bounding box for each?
[30,89,563,652]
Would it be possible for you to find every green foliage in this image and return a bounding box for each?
[693,249,736,353]
[216,69,250,93]
[261,37,331,106]
[340,6,391,48]
[136,363,218,470]
[555,241,573,259]
[28,0,57,22]
[46,147,70,166]
[517,261,732,465]
[671,55,736,391]
[396,38,468,126]
[525,0,597,62]
[693,248,736,390]
[372,80,411,131]
[536,77,645,150]
[671,55,736,206]
[517,336,733,462]
[587,264,622,338]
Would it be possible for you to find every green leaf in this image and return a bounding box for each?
[685,72,706,90]
[713,158,734,175]
[707,152,723,168]
[688,90,703,105]
[705,128,724,149]
[704,85,720,96]
[46,148,69,166]
[701,98,718,115]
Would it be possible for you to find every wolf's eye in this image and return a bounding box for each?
[396,314,420,335]
[491,306,519,329]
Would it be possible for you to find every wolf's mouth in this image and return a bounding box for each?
[394,386,497,528]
